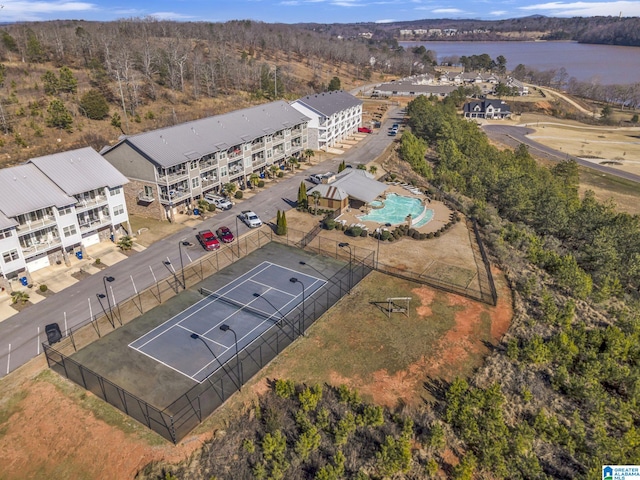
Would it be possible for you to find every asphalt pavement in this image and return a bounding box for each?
[0,106,403,378]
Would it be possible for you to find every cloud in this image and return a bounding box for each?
[148,11,197,20]
[375,18,396,22]
[520,1,640,17]
[331,0,364,6]
[490,10,509,15]
[431,8,465,13]
[1,0,97,21]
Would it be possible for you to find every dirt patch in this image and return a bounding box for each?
[0,369,208,480]
[412,286,436,317]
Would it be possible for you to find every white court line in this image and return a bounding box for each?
[130,261,327,382]
[129,263,273,348]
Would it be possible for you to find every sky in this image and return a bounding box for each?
[1,0,640,24]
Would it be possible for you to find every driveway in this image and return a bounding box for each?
[0,107,403,378]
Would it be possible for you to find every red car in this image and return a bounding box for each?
[358,127,372,134]
[216,226,235,243]
[196,230,220,251]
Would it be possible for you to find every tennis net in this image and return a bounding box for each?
[199,288,278,322]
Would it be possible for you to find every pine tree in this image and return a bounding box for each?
[46,99,73,131]
[297,181,308,209]
[276,209,281,230]
[338,160,346,173]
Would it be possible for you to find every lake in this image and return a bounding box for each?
[399,41,640,85]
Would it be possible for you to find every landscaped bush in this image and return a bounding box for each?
[278,171,284,178]
[427,232,434,239]
[434,231,441,237]
[347,226,363,237]
[323,219,336,230]
[39,284,48,293]
[208,203,216,212]
[360,229,368,238]
[380,230,393,241]
[258,180,265,188]
[420,233,427,240]
[412,231,421,239]
[235,190,243,199]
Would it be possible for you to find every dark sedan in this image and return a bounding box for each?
[216,226,235,243]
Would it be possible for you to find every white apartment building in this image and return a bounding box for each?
[0,147,130,279]
[290,90,362,151]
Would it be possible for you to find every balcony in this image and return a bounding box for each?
[138,191,155,203]
[75,195,108,212]
[228,166,244,179]
[200,159,218,171]
[252,158,266,168]
[159,189,191,204]
[201,176,219,186]
[16,215,57,234]
[21,238,62,258]
[79,216,112,233]
[251,142,265,152]
[158,170,188,184]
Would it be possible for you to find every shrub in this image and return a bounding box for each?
[94,258,101,265]
[360,229,368,238]
[39,284,48,293]
[258,180,265,188]
[323,219,336,230]
[347,226,363,237]
[235,190,243,199]
[427,232,434,239]
[412,231,420,239]
[274,379,296,398]
[407,228,416,237]
[208,203,216,212]
[278,171,284,178]
[434,231,441,237]
[420,233,427,240]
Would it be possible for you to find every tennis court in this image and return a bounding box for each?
[129,261,325,383]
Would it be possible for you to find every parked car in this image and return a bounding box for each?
[216,226,235,243]
[45,323,62,345]
[204,194,233,210]
[309,172,334,184]
[196,229,220,251]
[239,210,263,228]
[388,130,397,137]
[358,126,372,134]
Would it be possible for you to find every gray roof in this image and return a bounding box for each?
[0,164,75,218]
[309,169,387,204]
[294,90,362,117]
[0,210,17,230]
[29,147,129,196]
[375,84,458,95]
[103,100,310,168]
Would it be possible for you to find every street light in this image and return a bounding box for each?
[178,240,190,289]
[190,332,241,392]
[219,324,242,390]
[338,242,352,294]
[103,275,115,325]
[252,292,298,339]
[289,277,306,335]
[95,293,113,328]
[234,215,241,257]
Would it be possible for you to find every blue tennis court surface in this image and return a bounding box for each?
[129,261,326,382]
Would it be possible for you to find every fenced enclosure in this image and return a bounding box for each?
[44,228,375,443]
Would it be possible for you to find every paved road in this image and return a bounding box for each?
[0,107,402,378]
[483,124,640,184]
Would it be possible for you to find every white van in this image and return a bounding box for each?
[204,194,233,210]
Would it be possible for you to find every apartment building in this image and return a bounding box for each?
[0,147,130,279]
[101,100,310,221]
[290,90,362,151]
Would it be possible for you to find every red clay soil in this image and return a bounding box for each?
[339,271,513,408]
[0,371,209,480]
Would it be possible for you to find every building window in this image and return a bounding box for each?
[220,166,228,177]
[190,160,198,170]
[58,206,73,216]
[144,185,154,198]
[191,177,200,189]
[63,225,77,237]
[113,204,125,216]
[110,187,122,196]
[2,249,18,263]
[0,229,12,239]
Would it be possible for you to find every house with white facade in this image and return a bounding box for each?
[463,100,511,119]
[101,100,310,221]
[0,147,130,279]
[290,91,362,151]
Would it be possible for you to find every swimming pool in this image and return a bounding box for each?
[358,193,434,227]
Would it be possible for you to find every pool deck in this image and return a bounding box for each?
[336,184,453,234]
